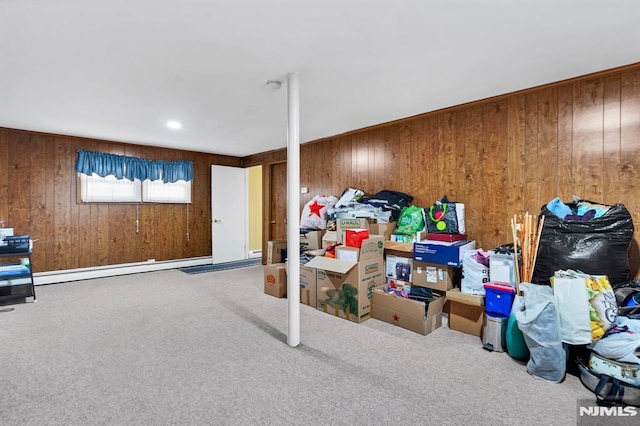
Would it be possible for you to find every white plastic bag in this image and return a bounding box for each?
[300,195,338,230]
[515,283,567,383]
[552,272,593,345]
[461,250,489,295]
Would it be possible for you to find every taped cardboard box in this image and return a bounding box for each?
[445,288,484,337]
[371,287,444,335]
[300,265,317,307]
[412,261,460,292]
[336,218,374,244]
[369,222,396,241]
[264,263,287,298]
[267,239,287,264]
[300,230,325,251]
[306,235,385,323]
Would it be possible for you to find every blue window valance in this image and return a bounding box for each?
[75,150,194,183]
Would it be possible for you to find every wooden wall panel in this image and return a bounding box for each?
[436,111,458,201]
[244,62,640,278]
[536,87,558,205]
[481,101,508,248]
[8,132,31,234]
[620,69,640,275]
[603,74,621,203]
[572,78,604,201]
[462,106,483,239]
[523,91,539,215]
[557,86,573,201]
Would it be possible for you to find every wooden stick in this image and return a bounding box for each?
[511,216,521,294]
[527,213,534,281]
[522,212,530,283]
[530,215,545,282]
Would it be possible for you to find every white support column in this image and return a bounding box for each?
[286,72,301,347]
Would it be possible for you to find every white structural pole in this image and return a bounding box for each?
[286,72,301,347]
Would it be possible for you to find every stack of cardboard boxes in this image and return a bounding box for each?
[264,239,288,298]
[370,228,476,335]
[263,216,490,340]
[306,234,385,323]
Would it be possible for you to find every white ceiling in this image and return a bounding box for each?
[1,0,639,157]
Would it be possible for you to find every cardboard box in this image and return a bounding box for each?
[385,254,413,282]
[267,239,287,264]
[336,218,373,244]
[300,265,317,307]
[369,222,396,241]
[264,263,287,298]
[371,287,444,335]
[413,240,476,267]
[336,246,360,261]
[306,235,385,323]
[322,231,338,248]
[446,288,485,337]
[412,261,460,292]
[384,240,414,253]
[300,230,325,251]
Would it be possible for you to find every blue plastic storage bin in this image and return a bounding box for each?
[484,282,516,316]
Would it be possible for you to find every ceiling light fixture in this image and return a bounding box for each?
[166,120,182,130]
[266,80,282,90]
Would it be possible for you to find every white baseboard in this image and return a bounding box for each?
[33,256,213,285]
[248,250,262,259]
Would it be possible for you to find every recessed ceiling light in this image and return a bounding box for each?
[166,120,182,130]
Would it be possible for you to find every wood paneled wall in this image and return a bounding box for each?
[0,128,241,272]
[244,63,640,277]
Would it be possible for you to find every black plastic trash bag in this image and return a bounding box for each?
[532,200,634,286]
[359,190,413,221]
[515,283,567,383]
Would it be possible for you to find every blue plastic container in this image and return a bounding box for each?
[484,282,516,317]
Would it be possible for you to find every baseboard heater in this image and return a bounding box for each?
[33,256,213,285]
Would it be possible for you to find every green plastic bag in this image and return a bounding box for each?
[395,205,425,235]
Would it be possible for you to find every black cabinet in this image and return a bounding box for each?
[0,249,36,303]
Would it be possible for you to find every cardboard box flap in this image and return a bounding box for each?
[305,256,357,274]
[372,288,426,318]
[358,235,385,259]
[372,288,444,318]
[384,240,413,253]
[445,288,485,306]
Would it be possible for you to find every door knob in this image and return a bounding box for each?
[270,220,276,224]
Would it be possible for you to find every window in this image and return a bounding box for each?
[75,150,194,204]
[142,179,192,203]
[79,173,142,203]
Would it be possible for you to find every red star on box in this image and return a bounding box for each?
[308,200,323,217]
[393,314,400,322]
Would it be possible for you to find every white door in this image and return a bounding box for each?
[211,165,247,264]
